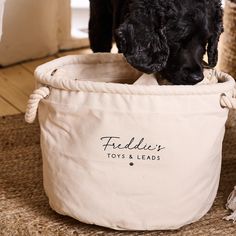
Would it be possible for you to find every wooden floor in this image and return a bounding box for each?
[0,48,92,116]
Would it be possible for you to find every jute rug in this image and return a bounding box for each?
[0,114,236,236]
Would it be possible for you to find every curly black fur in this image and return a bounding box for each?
[89,0,223,85]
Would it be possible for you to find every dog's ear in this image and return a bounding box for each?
[115,4,169,73]
[207,1,223,67]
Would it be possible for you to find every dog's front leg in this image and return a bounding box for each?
[89,0,113,52]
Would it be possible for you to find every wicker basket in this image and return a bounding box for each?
[218,0,236,78]
[218,0,236,126]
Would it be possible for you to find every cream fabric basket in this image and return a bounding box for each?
[25,53,236,231]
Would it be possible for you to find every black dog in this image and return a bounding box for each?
[89,0,223,85]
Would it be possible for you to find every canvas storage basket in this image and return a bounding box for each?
[25,53,236,231]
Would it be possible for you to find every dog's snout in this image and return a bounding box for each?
[188,73,204,84]
[181,62,203,84]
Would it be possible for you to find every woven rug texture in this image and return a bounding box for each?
[0,114,236,236]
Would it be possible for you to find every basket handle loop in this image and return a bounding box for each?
[220,88,236,109]
[25,86,50,123]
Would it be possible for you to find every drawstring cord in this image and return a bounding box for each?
[25,86,236,124]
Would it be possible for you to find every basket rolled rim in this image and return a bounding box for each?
[35,53,235,96]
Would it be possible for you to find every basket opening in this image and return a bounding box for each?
[53,60,142,84]
[51,61,225,86]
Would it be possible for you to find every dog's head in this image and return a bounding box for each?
[115,0,223,85]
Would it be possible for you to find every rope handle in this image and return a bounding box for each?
[220,87,236,109]
[25,86,50,123]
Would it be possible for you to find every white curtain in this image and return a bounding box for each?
[0,0,5,39]
[0,0,88,66]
